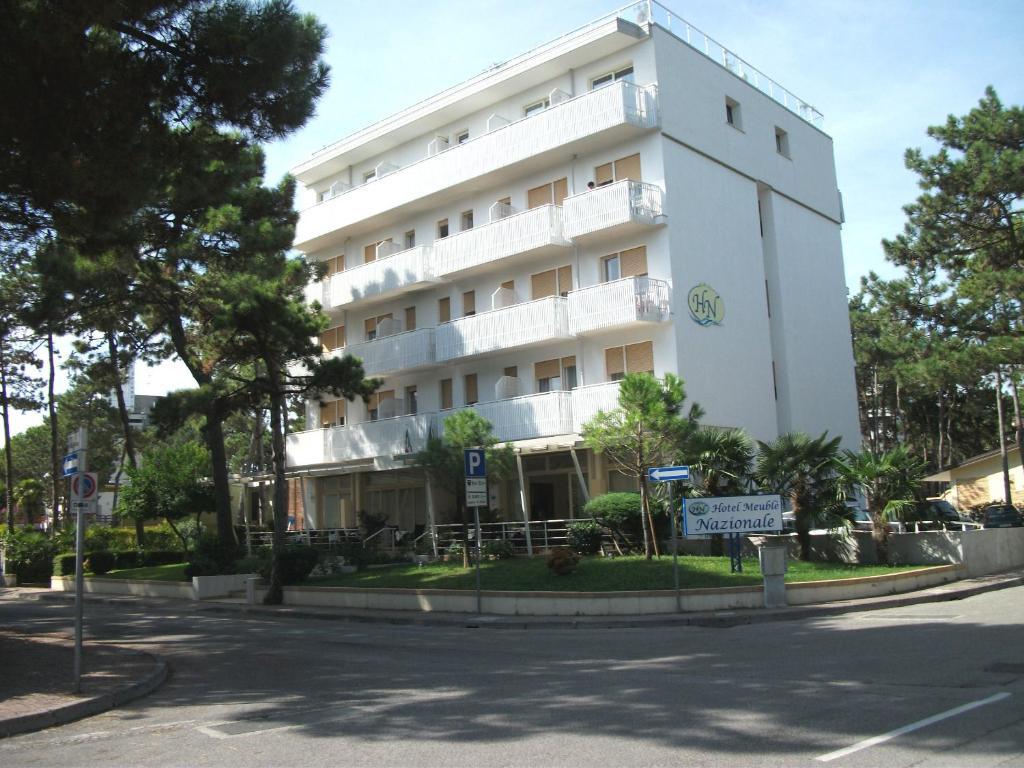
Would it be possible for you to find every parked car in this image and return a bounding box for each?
[906,499,973,531]
[979,504,1024,529]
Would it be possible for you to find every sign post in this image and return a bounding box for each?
[648,466,689,612]
[681,494,784,574]
[68,427,89,693]
[464,449,487,614]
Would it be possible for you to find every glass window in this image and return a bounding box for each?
[603,255,621,282]
[461,210,473,231]
[524,98,550,117]
[404,229,415,249]
[591,65,634,89]
[437,218,449,239]
[456,130,469,144]
[363,169,376,183]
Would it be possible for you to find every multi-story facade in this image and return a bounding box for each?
[283,1,860,540]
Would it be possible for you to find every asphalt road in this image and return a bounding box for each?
[1,588,1022,767]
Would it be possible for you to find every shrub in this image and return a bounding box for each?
[566,521,603,555]
[445,540,465,560]
[584,493,642,525]
[545,546,579,576]
[114,550,141,569]
[185,535,244,578]
[140,525,184,551]
[233,555,269,575]
[262,544,319,585]
[336,542,371,570]
[53,553,77,577]
[85,550,115,575]
[85,526,136,553]
[2,528,57,583]
[140,550,186,566]
[482,539,514,560]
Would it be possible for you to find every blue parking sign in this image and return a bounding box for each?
[464,449,486,477]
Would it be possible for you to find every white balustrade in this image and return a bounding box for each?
[342,327,436,377]
[441,390,574,443]
[562,179,664,239]
[326,413,437,463]
[295,82,660,250]
[327,245,437,308]
[434,204,570,277]
[571,381,623,433]
[286,428,331,467]
[568,276,671,334]
[435,296,571,362]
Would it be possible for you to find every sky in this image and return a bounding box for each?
[8,0,1023,437]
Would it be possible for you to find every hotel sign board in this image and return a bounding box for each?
[682,495,783,537]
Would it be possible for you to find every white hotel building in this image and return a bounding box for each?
[282,1,861,540]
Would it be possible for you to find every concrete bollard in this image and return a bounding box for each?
[245,576,259,605]
[753,535,790,608]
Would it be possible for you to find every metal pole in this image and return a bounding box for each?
[671,483,680,612]
[474,505,482,614]
[515,453,533,556]
[73,426,88,693]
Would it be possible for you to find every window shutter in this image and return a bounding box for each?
[501,279,514,291]
[595,162,613,185]
[320,327,336,353]
[625,341,654,374]
[438,297,451,323]
[531,269,557,299]
[504,366,518,378]
[535,359,560,381]
[553,177,568,205]
[320,401,335,428]
[364,317,376,337]
[605,346,625,379]
[364,243,377,263]
[614,153,642,181]
[464,374,478,404]
[560,355,576,370]
[404,306,416,331]
[462,290,476,316]
[441,379,453,409]
[557,265,573,295]
[620,246,648,277]
[527,183,552,209]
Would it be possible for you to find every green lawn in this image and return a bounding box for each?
[94,563,189,581]
[307,556,918,592]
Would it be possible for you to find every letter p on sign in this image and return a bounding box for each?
[464,449,486,478]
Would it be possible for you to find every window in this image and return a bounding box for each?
[602,254,621,282]
[535,356,577,392]
[437,218,449,239]
[404,306,416,331]
[319,325,345,353]
[405,386,418,416]
[364,313,392,341]
[455,129,469,144]
[530,264,572,299]
[594,153,641,187]
[404,229,416,249]
[363,169,376,184]
[527,178,568,209]
[605,341,654,381]
[591,65,634,89]
[462,290,476,317]
[367,390,394,421]
[324,254,345,276]
[775,127,790,158]
[725,97,742,129]
[524,98,549,117]
[363,238,392,264]
[464,373,478,405]
[461,209,474,231]
[602,246,647,282]
[438,297,451,324]
[319,399,346,428]
[440,378,453,410]
[503,366,518,378]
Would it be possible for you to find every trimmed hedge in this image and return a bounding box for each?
[53,549,185,577]
[85,550,116,575]
[566,521,603,555]
[53,553,77,577]
[259,544,319,584]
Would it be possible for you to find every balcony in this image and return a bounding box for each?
[286,412,438,467]
[435,296,572,362]
[571,381,622,433]
[568,276,671,335]
[294,81,660,251]
[326,245,439,309]
[339,327,436,378]
[562,179,665,242]
[442,391,574,443]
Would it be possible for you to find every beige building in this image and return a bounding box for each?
[926,445,1021,510]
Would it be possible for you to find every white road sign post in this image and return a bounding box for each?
[648,465,690,612]
[69,427,89,692]
[464,449,487,614]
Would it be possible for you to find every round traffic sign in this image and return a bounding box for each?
[71,473,98,500]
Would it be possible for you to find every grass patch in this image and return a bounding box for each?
[307,556,919,592]
[94,563,189,582]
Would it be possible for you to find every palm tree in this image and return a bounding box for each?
[684,426,754,555]
[13,478,45,527]
[837,445,924,564]
[755,432,844,561]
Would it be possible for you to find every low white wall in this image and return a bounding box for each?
[889,529,1024,576]
[192,573,257,600]
[51,576,194,600]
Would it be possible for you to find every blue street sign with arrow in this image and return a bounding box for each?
[648,465,690,483]
[62,452,79,477]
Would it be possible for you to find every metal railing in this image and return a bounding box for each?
[571,381,622,433]
[562,179,664,239]
[568,276,670,334]
[433,517,594,554]
[435,295,572,361]
[341,327,436,377]
[326,245,437,308]
[440,390,574,443]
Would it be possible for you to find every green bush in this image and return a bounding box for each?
[260,545,319,584]
[2,528,57,583]
[85,550,116,575]
[546,546,579,575]
[114,550,141,569]
[566,521,603,555]
[84,526,136,552]
[445,540,464,560]
[233,555,269,575]
[482,539,515,559]
[185,535,244,578]
[53,553,77,577]
[584,493,642,525]
[140,550,186,566]
[140,524,185,551]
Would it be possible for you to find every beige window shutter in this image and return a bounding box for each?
[379,389,395,403]
[527,183,553,209]
[337,400,346,425]
[531,269,557,299]
[364,243,377,263]
[500,279,514,291]
[560,355,576,371]
[595,162,613,185]
[614,153,642,181]
[438,297,451,323]
[367,392,378,411]
[320,327,335,353]
[404,306,416,331]
[441,379,453,409]
[462,290,476,316]
[319,401,335,427]
[620,246,648,277]
[336,325,346,347]
[553,177,568,205]
[464,374,478,404]
[364,317,376,336]
[625,341,654,374]
[504,366,518,378]
[605,346,625,379]
[535,358,560,381]
[557,264,573,295]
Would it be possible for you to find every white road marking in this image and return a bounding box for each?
[815,692,1012,762]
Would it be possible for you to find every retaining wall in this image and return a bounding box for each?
[889,528,1024,576]
[51,573,255,601]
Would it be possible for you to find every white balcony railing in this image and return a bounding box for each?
[330,413,437,463]
[442,390,574,443]
[568,276,671,335]
[434,204,570,277]
[295,81,660,250]
[435,296,571,362]
[562,179,664,240]
[571,381,623,434]
[286,428,332,467]
[340,327,436,377]
[327,245,438,308]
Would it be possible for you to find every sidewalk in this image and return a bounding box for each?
[0,625,167,739]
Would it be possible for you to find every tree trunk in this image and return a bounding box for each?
[1011,371,1023,462]
[106,333,145,546]
[995,368,1013,506]
[792,493,811,561]
[47,332,61,532]
[0,340,15,530]
[263,370,289,605]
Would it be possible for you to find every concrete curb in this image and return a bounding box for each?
[0,651,168,739]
